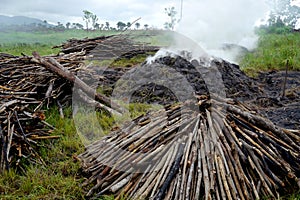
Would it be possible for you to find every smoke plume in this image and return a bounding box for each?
[175,0,269,63]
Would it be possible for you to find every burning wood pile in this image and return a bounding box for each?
[0,33,299,199]
[78,96,300,199]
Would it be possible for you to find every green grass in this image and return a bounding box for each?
[0,29,171,56]
[0,43,60,56]
[0,107,85,199]
[86,53,155,70]
[239,32,300,76]
[0,102,158,199]
[0,29,119,56]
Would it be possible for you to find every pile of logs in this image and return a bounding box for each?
[54,34,160,60]
[78,96,300,199]
[0,35,136,173]
[0,34,160,173]
[0,54,67,173]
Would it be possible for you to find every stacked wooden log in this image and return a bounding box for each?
[54,34,160,60]
[0,48,114,173]
[78,96,300,199]
[0,54,68,173]
[0,34,160,173]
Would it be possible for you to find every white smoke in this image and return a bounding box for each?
[175,0,269,63]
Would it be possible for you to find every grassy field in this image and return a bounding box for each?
[0,29,172,56]
[0,107,85,199]
[0,29,120,56]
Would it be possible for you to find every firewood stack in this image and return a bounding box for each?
[0,34,161,173]
[79,96,300,199]
[54,34,160,60]
[0,54,69,173]
[0,33,299,199]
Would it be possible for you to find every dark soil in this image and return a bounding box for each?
[254,71,300,129]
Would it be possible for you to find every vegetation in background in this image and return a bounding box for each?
[239,0,300,76]
[266,0,300,30]
[0,29,119,56]
[164,6,178,30]
[0,29,171,56]
[239,31,300,76]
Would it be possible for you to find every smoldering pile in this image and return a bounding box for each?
[0,33,299,200]
[77,51,300,199]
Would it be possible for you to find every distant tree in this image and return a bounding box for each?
[267,0,300,29]
[91,14,99,29]
[55,22,65,31]
[66,22,71,29]
[144,24,149,30]
[135,22,140,29]
[127,22,131,29]
[105,22,110,30]
[83,10,93,31]
[164,6,177,30]
[58,22,64,27]
[76,23,84,29]
[100,24,104,30]
[94,23,100,30]
[117,21,126,30]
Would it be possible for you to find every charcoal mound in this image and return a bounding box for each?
[98,55,262,105]
[211,59,262,100]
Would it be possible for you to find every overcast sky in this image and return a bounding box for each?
[0,0,182,28]
[1,0,300,28]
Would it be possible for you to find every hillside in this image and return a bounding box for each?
[0,15,46,26]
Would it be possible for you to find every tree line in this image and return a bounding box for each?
[58,10,149,31]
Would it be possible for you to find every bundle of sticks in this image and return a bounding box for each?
[78,96,300,199]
